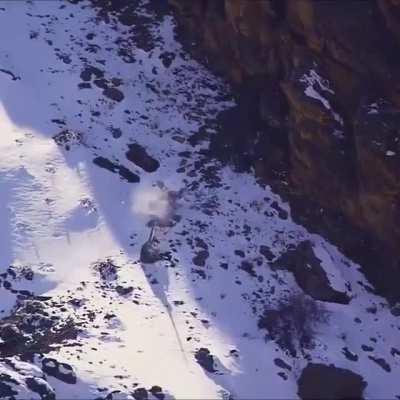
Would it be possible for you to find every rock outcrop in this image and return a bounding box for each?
[169,0,400,302]
[297,363,367,399]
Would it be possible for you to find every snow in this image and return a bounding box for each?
[300,69,344,126]
[367,102,379,114]
[0,1,399,399]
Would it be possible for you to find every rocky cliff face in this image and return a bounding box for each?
[169,0,400,302]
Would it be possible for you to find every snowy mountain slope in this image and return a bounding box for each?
[0,1,399,399]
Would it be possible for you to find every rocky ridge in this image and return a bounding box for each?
[168,0,400,303]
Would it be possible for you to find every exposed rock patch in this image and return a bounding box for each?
[42,358,77,384]
[194,347,216,373]
[297,363,367,400]
[103,86,124,102]
[93,156,140,183]
[126,143,160,173]
[271,241,350,304]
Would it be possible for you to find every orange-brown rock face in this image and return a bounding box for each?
[169,0,400,301]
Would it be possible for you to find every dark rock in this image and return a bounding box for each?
[194,237,208,250]
[126,143,160,173]
[42,358,77,384]
[342,347,359,362]
[297,363,367,400]
[390,303,400,317]
[219,262,228,270]
[0,374,18,397]
[93,156,140,183]
[94,259,119,281]
[115,285,134,296]
[159,51,176,68]
[53,129,82,150]
[194,347,216,373]
[274,358,292,371]
[239,260,257,277]
[133,387,148,400]
[391,347,400,357]
[191,268,206,279]
[26,377,56,400]
[80,65,104,81]
[0,324,27,350]
[272,241,350,304]
[270,201,288,220]
[3,280,11,289]
[0,68,20,81]
[361,344,374,352]
[234,250,245,258]
[140,240,162,264]
[103,87,124,102]
[78,82,91,89]
[93,78,109,89]
[259,245,275,261]
[368,355,391,372]
[192,250,209,267]
[149,386,165,400]
[109,127,122,139]
[258,293,329,357]
[277,371,288,380]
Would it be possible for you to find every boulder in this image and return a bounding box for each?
[272,241,350,304]
[297,363,366,400]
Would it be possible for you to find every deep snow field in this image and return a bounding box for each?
[0,1,399,399]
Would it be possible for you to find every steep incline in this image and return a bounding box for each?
[0,1,399,399]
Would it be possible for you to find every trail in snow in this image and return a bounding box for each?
[0,1,399,399]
